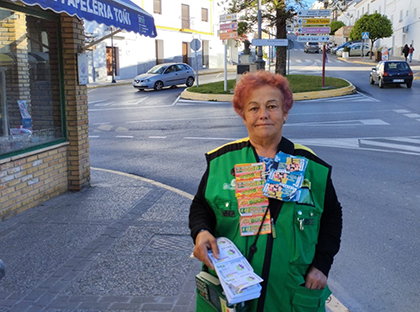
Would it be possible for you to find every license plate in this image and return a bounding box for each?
[393,79,404,82]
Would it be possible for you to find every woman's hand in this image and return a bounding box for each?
[193,230,219,270]
[305,266,327,290]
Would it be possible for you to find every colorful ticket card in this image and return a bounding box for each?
[237,196,269,216]
[239,212,271,236]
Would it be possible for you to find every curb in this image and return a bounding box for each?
[180,81,356,102]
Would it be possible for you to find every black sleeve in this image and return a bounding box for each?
[311,173,343,277]
[188,166,217,243]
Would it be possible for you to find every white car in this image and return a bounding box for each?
[133,63,195,91]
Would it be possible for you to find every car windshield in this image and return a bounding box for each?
[147,65,166,74]
[386,62,410,71]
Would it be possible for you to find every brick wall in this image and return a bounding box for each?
[0,144,68,220]
[60,14,90,191]
[0,13,90,220]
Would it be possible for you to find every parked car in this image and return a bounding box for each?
[369,61,413,88]
[304,42,320,53]
[348,42,371,57]
[331,40,361,54]
[132,63,195,91]
[336,42,370,57]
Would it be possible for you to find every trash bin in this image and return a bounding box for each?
[375,51,382,62]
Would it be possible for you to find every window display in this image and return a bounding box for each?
[0,7,64,156]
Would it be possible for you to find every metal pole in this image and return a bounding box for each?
[195,50,199,87]
[111,27,116,83]
[322,43,326,87]
[255,0,265,70]
[224,40,227,92]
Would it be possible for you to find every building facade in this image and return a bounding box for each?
[86,0,232,83]
[337,0,419,57]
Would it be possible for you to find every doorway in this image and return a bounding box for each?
[182,42,188,64]
[106,46,118,76]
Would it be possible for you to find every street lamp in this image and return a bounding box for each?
[255,0,266,70]
[110,27,116,83]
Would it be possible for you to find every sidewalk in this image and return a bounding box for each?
[0,168,200,312]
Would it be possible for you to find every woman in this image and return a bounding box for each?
[408,44,415,63]
[402,44,409,61]
[189,71,342,312]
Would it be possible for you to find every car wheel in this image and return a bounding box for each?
[186,76,194,87]
[407,82,412,88]
[379,78,384,88]
[154,81,164,91]
[369,76,374,85]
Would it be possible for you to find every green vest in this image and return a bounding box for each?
[196,138,331,312]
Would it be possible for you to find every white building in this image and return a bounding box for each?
[85,0,235,82]
[337,0,419,58]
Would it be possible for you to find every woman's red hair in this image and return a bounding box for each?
[232,70,294,117]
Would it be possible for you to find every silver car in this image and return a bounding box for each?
[348,43,371,57]
[133,63,195,91]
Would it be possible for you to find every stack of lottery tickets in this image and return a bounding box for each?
[208,237,263,304]
[234,163,270,237]
[262,152,308,202]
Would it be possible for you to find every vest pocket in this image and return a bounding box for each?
[292,285,331,312]
[290,204,320,265]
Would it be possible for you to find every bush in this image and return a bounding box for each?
[343,46,351,52]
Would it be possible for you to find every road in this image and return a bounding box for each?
[88,47,420,312]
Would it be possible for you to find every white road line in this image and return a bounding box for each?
[359,139,420,153]
[404,113,420,118]
[97,124,113,131]
[386,137,420,144]
[116,135,134,138]
[172,95,181,106]
[394,109,411,113]
[149,136,167,139]
[126,116,237,123]
[89,136,100,138]
[184,136,240,141]
[356,91,380,102]
[89,104,172,112]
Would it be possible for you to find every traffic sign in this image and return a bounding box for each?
[297,18,331,25]
[362,32,369,39]
[219,13,237,22]
[252,39,288,46]
[190,39,201,51]
[297,27,331,34]
[220,32,238,40]
[296,35,330,42]
[297,9,331,17]
[220,22,238,31]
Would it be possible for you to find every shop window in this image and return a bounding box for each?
[0,7,64,157]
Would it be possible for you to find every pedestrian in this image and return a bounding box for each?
[402,44,409,61]
[408,44,415,63]
[189,70,343,312]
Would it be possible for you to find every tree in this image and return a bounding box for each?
[220,0,305,75]
[349,12,393,59]
[330,20,345,35]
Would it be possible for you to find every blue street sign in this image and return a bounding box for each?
[362,32,369,39]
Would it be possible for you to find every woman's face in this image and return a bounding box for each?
[242,85,288,143]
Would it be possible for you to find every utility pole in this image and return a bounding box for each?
[110,27,116,83]
[255,0,265,70]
